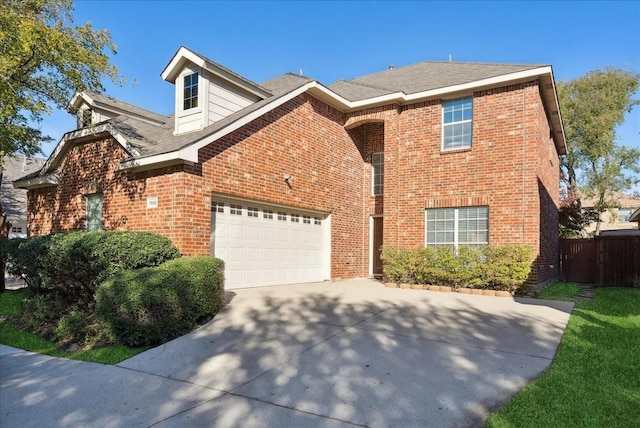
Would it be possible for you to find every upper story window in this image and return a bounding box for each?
[372,152,384,195]
[77,108,93,128]
[442,97,473,150]
[183,72,199,110]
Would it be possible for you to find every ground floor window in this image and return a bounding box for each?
[425,206,488,250]
[86,193,103,231]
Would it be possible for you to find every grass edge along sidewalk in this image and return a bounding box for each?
[0,288,146,365]
[486,284,640,427]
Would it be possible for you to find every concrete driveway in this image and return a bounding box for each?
[1,279,573,427]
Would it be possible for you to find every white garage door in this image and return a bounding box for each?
[211,198,330,289]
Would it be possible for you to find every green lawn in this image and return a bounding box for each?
[0,288,147,364]
[537,281,581,300]
[487,285,640,427]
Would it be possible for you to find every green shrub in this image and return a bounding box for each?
[95,256,225,346]
[54,308,89,344]
[21,293,68,335]
[381,247,414,283]
[456,246,486,288]
[4,236,52,290]
[5,231,179,299]
[485,244,533,293]
[381,244,533,291]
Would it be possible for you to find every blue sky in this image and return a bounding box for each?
[40,0,640,176]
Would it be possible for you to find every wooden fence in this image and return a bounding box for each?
[560,236,640,287]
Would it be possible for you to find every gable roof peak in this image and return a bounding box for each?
[161,46,272,99]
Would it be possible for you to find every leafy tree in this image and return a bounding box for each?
[558,68,640,235]
[0,0,120,292]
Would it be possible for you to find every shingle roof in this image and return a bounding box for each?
[110,73,313,159]
[19,57,560,184]
[2,155,46,218]
[580,190,640,209]
[330,61,545,101]
[83,91,170,124]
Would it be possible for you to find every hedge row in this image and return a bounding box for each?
[96,256,225,346]
[5,231,180,299]
[381,245,533,293]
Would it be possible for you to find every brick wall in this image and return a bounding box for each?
[28,94,370,279]
[372,81,560,285]
[27,138,205,251]
[197,93,367,279]
[28,81,561,286]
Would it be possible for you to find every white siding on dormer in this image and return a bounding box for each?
[176,65,204,135]
[94,111,114,123]
[207,74,261,126]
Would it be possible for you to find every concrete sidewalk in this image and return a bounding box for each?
[0,279,574,427]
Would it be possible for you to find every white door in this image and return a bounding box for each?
[211,198,330,289]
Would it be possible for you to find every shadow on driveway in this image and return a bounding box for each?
[1,279,573,427]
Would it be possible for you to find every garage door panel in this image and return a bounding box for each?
[212,198,329,289]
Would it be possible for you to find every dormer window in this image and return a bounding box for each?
[183,72,199,110]
[78,108,93,128]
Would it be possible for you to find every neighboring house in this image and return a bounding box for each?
[581,191,640,234]
[629,207,640,229]
[14,47,566,289]
[1,155,46,238]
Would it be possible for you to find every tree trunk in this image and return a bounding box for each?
[0,202,9,294]
[0,169,9,293]
[594,211,602,236]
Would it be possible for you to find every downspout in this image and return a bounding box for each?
[521,84,527,242]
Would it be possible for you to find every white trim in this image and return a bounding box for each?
[371,152,384,196]
[310,66,556,113]
[323,214,332,281]
[162,47,207,82]
[369,217,374,277]
[124,82,317,169]
[13,172,58,189]
[424,206,489,251]
[441,97,473,151]
[162,47,270,99]
[209,193,331,216]
[177,68,203,117]
[124,67,559,170]
[69,91,167,126]
[18,123,142,188]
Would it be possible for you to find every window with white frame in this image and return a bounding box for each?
[86,193,103,231]
[278,212,287,221]
[291,214,300,223]
[442,97,473,150]
[183,72,199,110]
[248,207,259,218]
[303,215,311,224]
[263,210,273,219]
[314,217,322,225]
[372,152,384,195]
[425,206,488,250]
[11,226,23,233]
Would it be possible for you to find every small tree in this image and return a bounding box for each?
[558,68,640,235]
[0,0,120,292]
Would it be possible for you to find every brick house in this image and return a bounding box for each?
[14,47,566,289]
